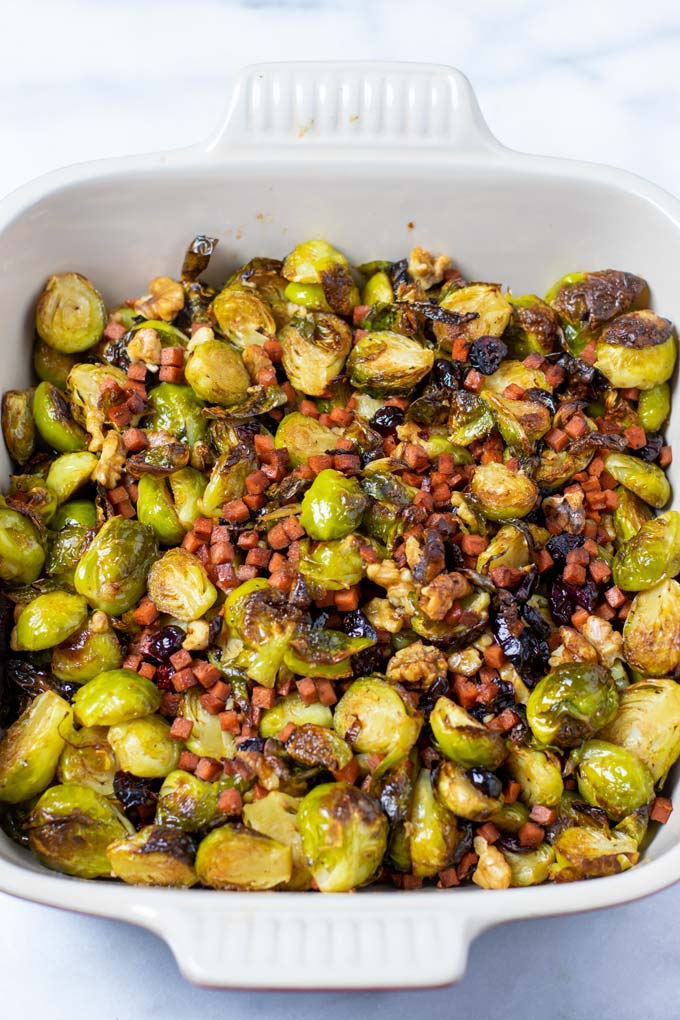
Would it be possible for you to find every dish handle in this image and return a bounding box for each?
[204,61,502,157]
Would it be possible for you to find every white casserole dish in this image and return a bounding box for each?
[1,61,680,990]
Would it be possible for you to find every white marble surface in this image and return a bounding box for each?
[3,0,680,1015]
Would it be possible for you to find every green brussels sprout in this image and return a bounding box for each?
[45,451,98,504]
[0,690,72,803]
[66,363,129,451]
[73,668,161,727]
[603,452,670,509]
[211,287,276,348]
[481,359,550,394]
[347,331,434,395]
[14,591,88,651]
[299,469,367,541]
[476,524,530,575]
[334,677,422,774]
[147,548,216,622]
[284,281,333,312]
[284,724,353,772]
[297,782,387,892]
[502,842,556,887]
[526,663,619,748]
[550,825,639,882]
[33,381,88,453]
[482,392,552,453]
[408,768,460,878]
[489,800,531,833]
[108,715,180,778]
[470,462,538,520]
[224,579,303,686]
[435,761,502,821]
[535,445,595,489]
[637,382,670,432]
[74,517,158,615]
[435,283,511,348]
[51,614,122,683]
[282,239,358,315]
[155,770,222,831]
[546,269,646,348]
[33,338,78,389]
[284,628,374,680]
[280,313,352,396]
[50,499,97,531]
[613,487,654,544]
[274,411,336,467]
[430,696,506,769]
[2,389,35,464]
[299,534,365,591]
[622,580,680,677]
[137,468,207,545]
[595,311,676,389]
[243,791,312,890]
[224,257,290,324]
[27,783,131,878]
[57,725,117,795]
[574,739,654,821]
[615,804,650,846]
[506,746,564,807]
[196,823,293,890]
[282,239,349,283]
[36,272,106,353]
[506,295,563,357]
[180,688,237,760]
[0,505,45,585]
[599,679,680,784]
[448,391,494,446]
[145,383,208,446]
[46,521,94,585]
[362,270,394,305]
[612,511,680,591]
[184,338,251,406]
[8,473,58,525]
[107,825,198,887]
[200,445,255,518]
[259,693,333,738]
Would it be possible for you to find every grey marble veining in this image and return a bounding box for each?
[3,0,680,1016]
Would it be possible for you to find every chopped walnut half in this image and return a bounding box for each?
[386,641,448,688]
[90,611,109,634]
[581,614,624,668]
[182,620,211,651]
[92,431,125,488]
[472,837,512,890]
[549,626,599,669]
[134,276,184,321]
[127,327,162,367]
[407,247,452,291]
[542,489,586,536]
[420,572,472,621]
[447,646,483,677]
[187,325,214,351]
[363,597,404,634]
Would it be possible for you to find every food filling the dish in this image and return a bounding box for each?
[0,237,677,891]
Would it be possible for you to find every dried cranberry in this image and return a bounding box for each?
[638,432,663,462]
[432,358,461,390]
[549,577,599,626]
[370,405,405,436]
[154,664,174,690]
[466,767,502,799]
[468,336,508,375]
[546,533,584,563]
[237,737,266,752]
[146,625,186,664]
[113,771,160,829]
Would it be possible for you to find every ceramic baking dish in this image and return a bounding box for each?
[1,61,680,990]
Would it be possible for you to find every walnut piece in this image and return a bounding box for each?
[127,327,162,367]
[134,276,184,322]
[386,641,448,688]
[548,626,599,669]
[420,572,472,621]
[407,247,452,291]
[472,837,512,890]
[92,431,126,488]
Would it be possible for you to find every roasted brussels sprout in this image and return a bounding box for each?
[435,761,502,821]
[506,295,563,357]
[430,696,506,769]
[482,391,551,453]
[224,579,303,686]
[436,283,511,347]
[66,363,129,451]
[2,389,35,465]
[36,273,106,353]
[506,746,564,807]
[185,338,251,406]
[612,511,680,591]
[180,688,237,761]
[482,359,549,394]
[0,690,72,803]
[502,843,556,887]
[243,791,312,890]
[526,663,619,748]
[622,580,680,676]
[108,715,180,778]
[299,534,365,591]
[7,473,57,525]
[334,677,422,774]
[284,628,375,680]
[613,487,654,544]
[603,452,670,509]
[74,517,158,615]
[282,239,358,315]
[470,462,538,520]
[145,383,208,446]
[284,724,353,772]
[476,524,530,575]
[51,614,122,683]
[27,783,131,878]
[546,269,646,340]
[297,782,388,892]
[259,693,333,738]
[147,547,216,621]
[638,383,670,433]
[362,270,394,305]
[196,823,292,890]
[73,669,161,727]
[347,331,434,395]
[407,768,460,878]
[33,381,88,453]
[299,469,367,541]
[57,725,117,795]
[211,287,276,348]
[155,769,221,831]
[448,391,494,446]
[573,739,654,821]
[107,825,198,887]
[0,506,45,585]
[45,451,97,504]
[600,679,680,784]
[595,311,676,389]
[14,590,88,651]
[33,339,78,389]
[274,411,336,467]
[550,825,639,882]
[280,313,352,396]
[137,468,207,545]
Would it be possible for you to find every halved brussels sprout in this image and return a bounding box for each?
[297,781,388,892]
[600,679,680,784]
[502,842,556,887]
[622,580,680,677]
[2,389,35,465]
[185,338,251,406]
[574,739,654,821]
[477,524,530,575]
[27,783,131,878]
[147,548,216,621]
[45,521,93,586]
[137,468,207,545]
[284,281,332,312]
[33,381,88,453]
[334,677,422,774]
[430,696,506,769]
[595,311,676,389]
[196,823,292,890]
[299,469,367,541]
[282,239,358,315]
[299,534,365,592]
[155,769,222,831]
[200,446,255,518]
[347,331,434,395]
[612,511,680,591]
[550,825,639,882]
[526,663,619,748]
[107,825,198,887]
[535,445,594,489]
[448,391,494,446]
[436,283,511,348]
[243,791,312,890]
[546,269,646,334]
[73,669,161,727]
[57,725,117,795]
[506,295,563,357]
[362,270,394,305]
[603,452,670,509]
[33,339,78,389]
[637,383,670,433]
[14,591,88,651]
[280,313,352,396]
[74,517,158,616]
[36,273,107,353]
[108,715,180,779]
[8,473,58,525]
[284,628,375,680]
[66,363,129,452]
[470,462,538,520]
[0,506,45,585]
[435,761,502,821]
[180,688,237,760]
[489,801,530,833]
[283,239,350,283]
[613,487,654,544]
[284,724,353,772]
[259,693,333,738]
[506,746,564,807]
[50,499,97,531]
[51,614,122,683]
[482,392,552,453]
[407,768,460,878]
[145,383,208,447]
[274,411,337,467]
[481,359,550,394]
[0,690,72,803]
[224,579,303,686]
[45,451,98,504]
[211,287,276,348]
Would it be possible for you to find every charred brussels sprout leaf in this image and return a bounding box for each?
[284,724,353,772]
[74,517,158,615]
[430,696,506,769]
[622,580,680,677]
[574,739,654,821]
[284,628,375,680]
[196,823,292,890]
[595,311,676,390]
[612,511,680,591]
[526,663,619,749]
[600,679,680,784]
[36,273,107,353]
[107,825,198,887]
[73,669,161,727]
[0,690,72,803]
[348,331,434,395]
[506,295,563,357]
[299,469,367,541]
[147,548,216,621]
[279,313,352,396]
